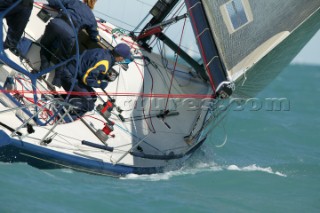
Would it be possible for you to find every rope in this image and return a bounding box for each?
[164,17,187,111]
[133,59,156,133]
[1,89,216,99]
[143,61,156,133]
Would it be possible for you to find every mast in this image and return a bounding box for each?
[136,0,181,48]
[134,0,208,81]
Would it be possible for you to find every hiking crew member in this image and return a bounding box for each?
[60,43,133,116]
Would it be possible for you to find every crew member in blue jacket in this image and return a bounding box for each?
[40,0,99,86]
[0,0,33,56]
[60,43,133,116]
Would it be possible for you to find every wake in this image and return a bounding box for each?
[122,163,287,181]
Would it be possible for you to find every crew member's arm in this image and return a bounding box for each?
[86,18,100,42]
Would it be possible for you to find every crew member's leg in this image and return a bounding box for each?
[60,68,96,116]
[4,1,33,55]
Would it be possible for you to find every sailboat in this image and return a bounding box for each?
[0,0,319,177]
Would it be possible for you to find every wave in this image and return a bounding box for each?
[122,163,287,181]
[122,162,223,181]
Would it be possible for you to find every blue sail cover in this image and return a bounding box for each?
[184,0,229,94]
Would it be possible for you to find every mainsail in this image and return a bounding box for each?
[185,0,320,97]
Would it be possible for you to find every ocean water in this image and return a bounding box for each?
[0,64,320,213]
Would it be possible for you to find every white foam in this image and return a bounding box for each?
[123,172,177,181]
[122,163,287,181]
[122,162,223,181]
[121,163,287,181]
[227,164,287,177]
[60,168,74,174]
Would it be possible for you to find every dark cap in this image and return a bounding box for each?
[114,43,133,61]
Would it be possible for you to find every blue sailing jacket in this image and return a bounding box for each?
[64,48,115,89]
[47,0,99,41]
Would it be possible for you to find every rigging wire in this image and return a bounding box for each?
[134,0,154,7]
[94,0,199,57]
[148,1,185,47]
[94,10,137,29]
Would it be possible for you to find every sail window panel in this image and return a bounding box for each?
[233,0,249,23]
[222,0,252,33]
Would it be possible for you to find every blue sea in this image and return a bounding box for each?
[1,64,319,213]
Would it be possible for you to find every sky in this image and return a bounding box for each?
[292,31,320,65]
[94,0,319,65]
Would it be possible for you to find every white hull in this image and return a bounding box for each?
[0,3,212,176]
[1,2,319,176]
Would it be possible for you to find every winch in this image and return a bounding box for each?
[97,100,114,120]
[96,122,115,142]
